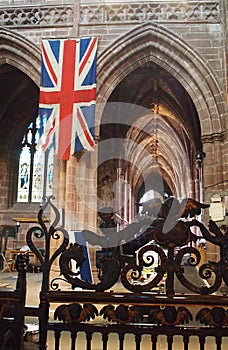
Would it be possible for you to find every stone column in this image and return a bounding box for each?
[57,151,98,280]
[65,156,77,232]
[51,157,67,275]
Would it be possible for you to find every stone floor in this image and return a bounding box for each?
[1,270,228,349]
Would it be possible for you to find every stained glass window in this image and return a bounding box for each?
[17,145,31,202]
[31,148,45,202]
[17,117,54,203]
[45,147,54,198]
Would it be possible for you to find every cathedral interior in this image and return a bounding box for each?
[0,0,227,349]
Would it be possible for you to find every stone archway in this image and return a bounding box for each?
[96,23,227,221]
[0,29,40,208]
[0,28,40,149]
[97,22,226,136]
[0,28,40,85]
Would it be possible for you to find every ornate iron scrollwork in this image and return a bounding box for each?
[148,306,193,326]
[54,303,98,323]
[26,196,227,295]
[56,244,121,292]
[119,197,226,295]
[121,244,167,292]
[192,219,228,286]
[100,304,142,323]
[26,196,69,292]
[196,307,228,327]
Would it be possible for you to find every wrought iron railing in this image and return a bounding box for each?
[0,253,29,350]
[25,196,228,350]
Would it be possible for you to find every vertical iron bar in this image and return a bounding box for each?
[183,335,189,350]
[102,333,108,350]
[199,336,205,350]
[86,332,92,350]
[166,247,175,295]
[151,334,157,350]
[216,336,222,350]
[167,335,173,350]
[135,334,142,350]
[71,332,77,350]
[54,330,60,350]
[39,295,50,350]
[119,333,124,350]
[14,255,27,350]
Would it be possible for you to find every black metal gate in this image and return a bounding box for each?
[6,196,228,349]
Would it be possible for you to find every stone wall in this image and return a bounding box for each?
[0,1,77,45]
[0,1,226,121]
[79,1,225,86]
[0,1,225,91]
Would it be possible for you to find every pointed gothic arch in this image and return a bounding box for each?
[0,29,41,207]
[97,22,227,136]
[0,28,40,85]
[0,28,40,148]
[96,23,227,218]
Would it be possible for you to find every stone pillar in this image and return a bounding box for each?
[65,156,77,232]
[50,157,67,275]
[203,135,227,192]
[0,148,10,210]
[83,150,99,274]
[58,151,98,280]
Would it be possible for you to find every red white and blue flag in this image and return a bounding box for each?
[37,37,97,160]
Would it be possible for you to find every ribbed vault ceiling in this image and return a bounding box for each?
[100,62,201,199]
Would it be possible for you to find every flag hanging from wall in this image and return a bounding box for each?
[37,37,97,160]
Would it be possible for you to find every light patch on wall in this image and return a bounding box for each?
[209,194,225,221]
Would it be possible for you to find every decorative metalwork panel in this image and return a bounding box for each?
[26,196,228,296]
[25,197,228,349]
[0,253,29,350]
[54,303,98,323]
[80,1,219,24]
[51,302,228,328]
[0,5,73,27]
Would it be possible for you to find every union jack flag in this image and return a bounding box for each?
[37,37,97,160]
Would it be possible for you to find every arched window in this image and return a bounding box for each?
[17,116,54,203]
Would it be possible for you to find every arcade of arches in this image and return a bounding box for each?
[0,21,227,273]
